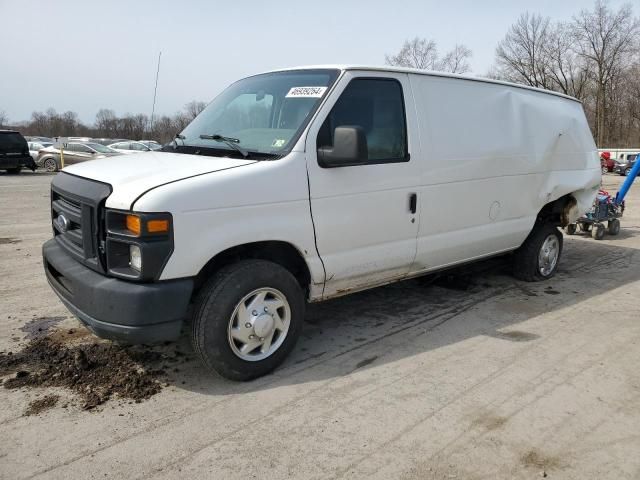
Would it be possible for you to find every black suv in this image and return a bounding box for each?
[0,130,37,173]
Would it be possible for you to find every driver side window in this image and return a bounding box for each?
[317,78,408,164]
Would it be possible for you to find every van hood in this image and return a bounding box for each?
[62,151,255,210]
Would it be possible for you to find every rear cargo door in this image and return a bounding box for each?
[305,71,421,298]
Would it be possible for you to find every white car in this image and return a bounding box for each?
[27,141,53,161]
[108,141,153,154]
[138,140,163,151]
[43,65,599,381]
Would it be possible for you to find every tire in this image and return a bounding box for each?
[43,157,58,172]
[579,222,592,232]
[6,167,22,174]
[513,223,563,282]
[608,218,620,236]
[601,166,608,175]
[624,168,631,176]
[191,259,304,381]
[565,224,577,235]
[592,222,606,240]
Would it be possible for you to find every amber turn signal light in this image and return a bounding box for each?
[126,215,141,236]
[147,219,169,233]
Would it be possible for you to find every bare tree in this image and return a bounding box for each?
[95,109,118,137]
[494,12,554,89]
[439,44,473,74]
[572,0,640,145]
[0,110,7,128]
[386,37,439,69]
[386,37,472,73]
[545,23,589,98]
[184,100,207,121]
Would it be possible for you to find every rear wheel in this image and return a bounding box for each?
[513,223,563,282]
[191,259,304,381]
[592,223,606,240]
[601,165,608,174]
[6,167,22,174]
[608,218,620,236]
[43,158,58,172]
[579,222,592,232]
[565,224,577,235]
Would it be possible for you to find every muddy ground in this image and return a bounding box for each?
[1,171,639,479]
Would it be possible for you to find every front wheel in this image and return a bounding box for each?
[191,259,304,381]
[624,168,631,176]
[513,223,563,282]
[43,158,58,172]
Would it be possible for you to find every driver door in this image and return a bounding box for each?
[305,71,422,299]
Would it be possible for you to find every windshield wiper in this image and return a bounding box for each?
[199,134,248,158]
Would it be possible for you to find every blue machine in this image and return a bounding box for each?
[615,155,640,205]
[566,153,639,240]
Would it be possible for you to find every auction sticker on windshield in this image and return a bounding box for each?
[286,86,327,98]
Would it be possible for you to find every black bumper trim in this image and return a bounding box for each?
[43,238,193,344]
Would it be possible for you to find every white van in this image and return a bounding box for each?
[43,66,600,380]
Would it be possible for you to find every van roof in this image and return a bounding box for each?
[262,64,581,103]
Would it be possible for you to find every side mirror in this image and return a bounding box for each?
[318,126,367,168]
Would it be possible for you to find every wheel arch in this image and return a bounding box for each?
[536,194,576,227]
[193,240,313,300]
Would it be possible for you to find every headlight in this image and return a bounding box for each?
[104,210,173,281]
[129,244,142,271]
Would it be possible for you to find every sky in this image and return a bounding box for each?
[0,0,631,124]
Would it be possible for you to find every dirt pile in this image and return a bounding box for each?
[24,394,59,416]
[1,336,164,410]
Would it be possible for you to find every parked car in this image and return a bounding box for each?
[43,65,600,381]
[108,140,153,153]
[138,140,163,150]
[37,141,120,172]
[91,138,130,146]
[615,153,639,176]
[0,130,37,173]
[28,141,53,161]
[25,135,54,143]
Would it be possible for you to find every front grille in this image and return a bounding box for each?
[50,173,112,273]
[52,191,92,260]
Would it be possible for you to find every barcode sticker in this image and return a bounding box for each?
[285,86,327,98]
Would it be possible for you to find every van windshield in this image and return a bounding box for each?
[178,69,339,157]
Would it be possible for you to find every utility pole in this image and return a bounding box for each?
[149,51,162,133]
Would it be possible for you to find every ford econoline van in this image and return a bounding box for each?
[43,66,600,380]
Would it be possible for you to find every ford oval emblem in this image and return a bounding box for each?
[57,214,69,232]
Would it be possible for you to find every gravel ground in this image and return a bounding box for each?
[1,170,639,479]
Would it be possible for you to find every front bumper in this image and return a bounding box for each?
[43,239,193,344]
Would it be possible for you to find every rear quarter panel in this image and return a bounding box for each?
[410,74,599,271]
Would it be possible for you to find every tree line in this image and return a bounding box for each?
[0,101,206,145]
[1,1,638,148]
[385,1,640,148]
